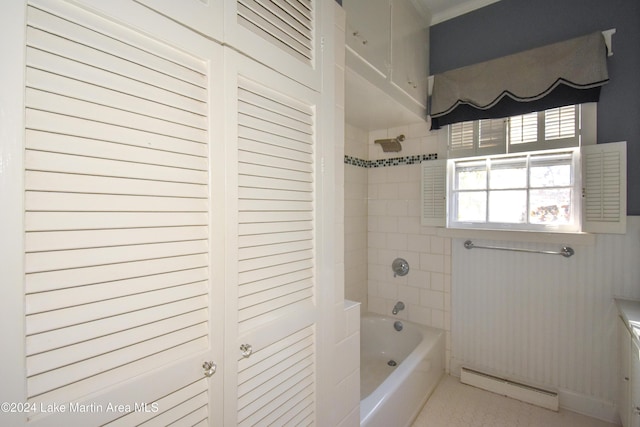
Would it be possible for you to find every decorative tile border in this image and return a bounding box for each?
[344,153,437,168]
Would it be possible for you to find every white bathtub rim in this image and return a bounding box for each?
[360,314,444,426]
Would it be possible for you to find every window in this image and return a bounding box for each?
[448,150,581,232]
[436,104,626,232]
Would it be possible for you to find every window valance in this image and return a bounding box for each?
[430,31,609,129]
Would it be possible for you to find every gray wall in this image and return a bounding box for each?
[430,0,640,215]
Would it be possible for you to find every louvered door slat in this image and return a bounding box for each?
[238,356,313,409]
[239,214,313,231]
[260,385,314,426]
[239,138,313,164]
[239,230,313,247]
[254,0,312,36]
[239,175,313,192]
[27,6,206,86]
[280,399,314,426]
[26,25,206,101]
[26,171,207,199]
[26,254,207,293]
[26,89,207,143]
[239,187,312,202]
[238,87,313,125]
[104,380,208,427]
[28,330,208,398]
[239,240,313,261]
[26,110,208,157]
[137,391,208,427]
[239,163,313,183]
[239,114,313,145]
[238,102,312,135]
[27,268,207,312]
[26,69,206,131]
[238,151,312,173]
[27,282,208,334]
[237,332,313,384]
[238,2,310,62]
[239,127,313,153]
[27,312,207,376]
[25,192,207,213]
[239,248,313,273]
[26,151,207,184]
[27,48,206,115]
[168,406,208,427]
[238,278,313,309]
[238,259,314,286]
[239,270,312,298]
[26,211,207,232]
[27,300,207,356]
[238,290,313,327]
[26,226,208,252]
[29,337,208,406]
[238,372,314,426]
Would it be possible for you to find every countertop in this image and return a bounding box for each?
[615,298,640,346]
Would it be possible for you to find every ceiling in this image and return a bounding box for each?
[414,0,501,25]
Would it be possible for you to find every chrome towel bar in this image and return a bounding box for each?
[463,240,575,258]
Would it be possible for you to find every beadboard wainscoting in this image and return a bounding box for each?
[451,217,640,423]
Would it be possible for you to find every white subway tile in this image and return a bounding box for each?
[387,199,408,217]
[420,253,445,273]
[387,233,408,250]
[430,272,444,291]
[431,309,445,329]
[398,284,420,301]
[408,269,430,289]
[377,216,398,233]
[408,234,430,252]
[421,289,444,310]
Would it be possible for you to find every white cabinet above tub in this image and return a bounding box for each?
[343,0,430,130]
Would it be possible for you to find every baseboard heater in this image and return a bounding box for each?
[460,367,559,411]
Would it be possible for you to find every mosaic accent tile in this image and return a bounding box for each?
[344,153,437,168]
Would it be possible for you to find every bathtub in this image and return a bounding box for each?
[360,313,444,427]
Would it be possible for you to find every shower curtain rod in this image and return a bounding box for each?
[463,240,575,258]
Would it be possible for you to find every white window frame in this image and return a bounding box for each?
[447,148,582,233]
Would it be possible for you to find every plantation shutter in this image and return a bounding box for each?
[582,141,627,234]
[23,1,221,424]
[449,122,474,154]
[421,160,446,227]
[225,51,318,426]
[478,118,506,152]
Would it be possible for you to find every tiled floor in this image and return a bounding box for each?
[412,375,620,427]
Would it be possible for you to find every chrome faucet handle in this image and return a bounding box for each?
[392,301,405,315]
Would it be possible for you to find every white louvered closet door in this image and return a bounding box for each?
[224,0,321,91]
[224,50,319,426]
[23,1,224,425]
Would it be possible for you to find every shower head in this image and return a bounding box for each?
[374,134,405,152]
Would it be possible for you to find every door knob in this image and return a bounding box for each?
[240,343,253,358]
[203,361,217,377]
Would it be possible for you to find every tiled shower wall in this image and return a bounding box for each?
[344,120,453,369]
[344,124,369,312]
